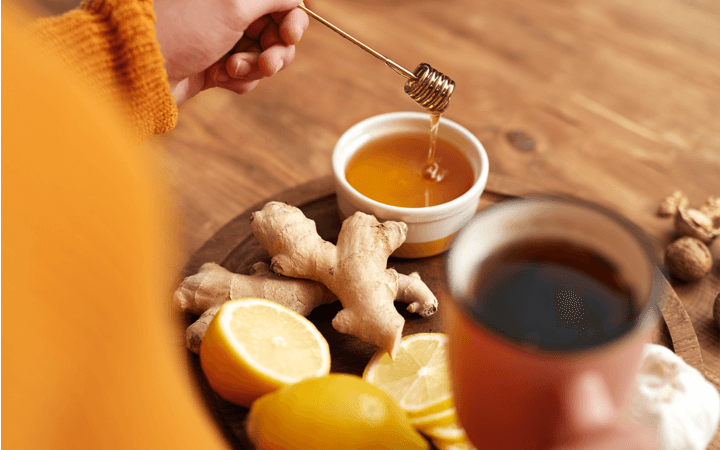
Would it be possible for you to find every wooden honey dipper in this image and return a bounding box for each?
[298,4,455,113]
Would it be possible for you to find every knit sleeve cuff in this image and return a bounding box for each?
[32,0,178,141]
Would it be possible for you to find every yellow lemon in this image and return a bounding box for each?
[246,374,429,450]
[363,333,453,417]
[199,298,330,407]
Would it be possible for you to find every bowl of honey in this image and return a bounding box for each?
[332,111,489,258]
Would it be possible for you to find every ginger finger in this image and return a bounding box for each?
[397,271,438,317]
[185,305,221,354]
[175,261,336,353]
[250,202,438,358]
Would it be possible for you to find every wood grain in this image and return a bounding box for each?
[178,176,707,449]
[35,0,720,446]
[154,0,720,446]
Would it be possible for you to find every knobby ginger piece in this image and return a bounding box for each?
[250,201,438,358]
[174,261,336,353]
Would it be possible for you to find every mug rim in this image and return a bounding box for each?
[446,195,663,355]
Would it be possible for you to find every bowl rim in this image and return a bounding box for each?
[331,111,490,220]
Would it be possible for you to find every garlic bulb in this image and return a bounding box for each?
[631,344,720,450]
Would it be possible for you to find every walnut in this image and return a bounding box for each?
[710,237,720,261]
[699,196,720,221]
[714,293,720,330]
[665,236,712,282]
[657,191,689,217]
[675,207,720,243]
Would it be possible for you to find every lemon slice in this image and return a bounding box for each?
[363,333,453,416]
[432,439,477,450]
[200,298,330,407]
[409,406,458,431]
[424,422,468,443]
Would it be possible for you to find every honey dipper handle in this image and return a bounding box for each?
[297,4,417,80]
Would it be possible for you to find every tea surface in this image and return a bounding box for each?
[468,243,640,351]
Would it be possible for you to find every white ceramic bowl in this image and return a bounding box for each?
[332,112,489,258]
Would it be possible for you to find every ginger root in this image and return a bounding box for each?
[250,201,438,358]
[175,261,336,353]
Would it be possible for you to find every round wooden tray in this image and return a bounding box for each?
[179,175,704,449]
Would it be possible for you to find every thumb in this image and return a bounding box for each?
[565,371,617,431]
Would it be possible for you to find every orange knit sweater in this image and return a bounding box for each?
[4,4,228,449]
[32,0,178,141]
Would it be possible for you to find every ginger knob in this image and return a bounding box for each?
[250,202,438,357]
[664,236,712,282]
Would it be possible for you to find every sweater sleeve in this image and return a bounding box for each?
[32,0,178,141]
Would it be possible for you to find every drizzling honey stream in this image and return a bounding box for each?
[297,4,455,182]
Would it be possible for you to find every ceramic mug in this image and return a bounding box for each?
[332,112,489,258]
[445,196,663,449]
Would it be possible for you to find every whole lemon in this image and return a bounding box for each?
[246,373,428,450]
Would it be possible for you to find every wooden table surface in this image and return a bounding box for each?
[151,0,720,447]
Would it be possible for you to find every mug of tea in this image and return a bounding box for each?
[332,112,489,258]
[445,196,663,449]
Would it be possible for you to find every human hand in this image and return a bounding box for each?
[547,425,661,450]
[543,371,662,450]
[154,0,309,105]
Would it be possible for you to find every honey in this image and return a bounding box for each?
[422,112,444,181]
[345,132,475,208]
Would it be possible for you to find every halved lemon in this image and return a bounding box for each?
[200,298,331,407]
[363,333,453,417]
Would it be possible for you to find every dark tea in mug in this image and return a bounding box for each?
[468,241,641,352]
[445,197,660,449]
